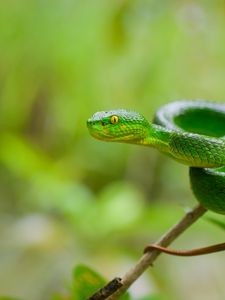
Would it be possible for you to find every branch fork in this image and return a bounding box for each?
[87,205,207,300]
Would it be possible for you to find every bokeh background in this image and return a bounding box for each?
[1,1,225,299]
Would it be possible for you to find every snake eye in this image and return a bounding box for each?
[110,115,119,124]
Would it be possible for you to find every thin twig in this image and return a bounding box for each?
[106,204,207,300]
[87,277,123,300]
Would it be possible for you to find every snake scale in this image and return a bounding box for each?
[87,101,225,256]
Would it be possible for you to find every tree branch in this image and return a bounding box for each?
[106,204,207,300]
[87,278,122,300]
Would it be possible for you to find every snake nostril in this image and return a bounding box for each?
[87,119,95,127]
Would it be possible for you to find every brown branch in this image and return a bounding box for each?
[106,204,207,300]
[87,278,123,300]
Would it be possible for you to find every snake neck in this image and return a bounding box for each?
[138,124,171,153]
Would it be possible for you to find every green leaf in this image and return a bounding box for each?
[72,264,130,300]
[72,264,106,300]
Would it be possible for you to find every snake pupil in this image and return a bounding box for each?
[110,115,119,124]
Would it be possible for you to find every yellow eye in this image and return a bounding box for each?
[110,115,119,124]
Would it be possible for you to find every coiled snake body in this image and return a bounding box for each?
[87,101,225,256]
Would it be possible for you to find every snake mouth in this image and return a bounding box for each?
[87,122,115,141]
[88,127,136,142]
[88,128,114,141]
[87,121,139,142]
[87,119,133,142]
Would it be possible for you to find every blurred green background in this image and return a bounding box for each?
[1,1,225,299]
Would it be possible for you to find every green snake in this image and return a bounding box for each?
[87,101,225,256]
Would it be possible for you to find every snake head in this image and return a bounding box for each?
[87,109,150,143]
